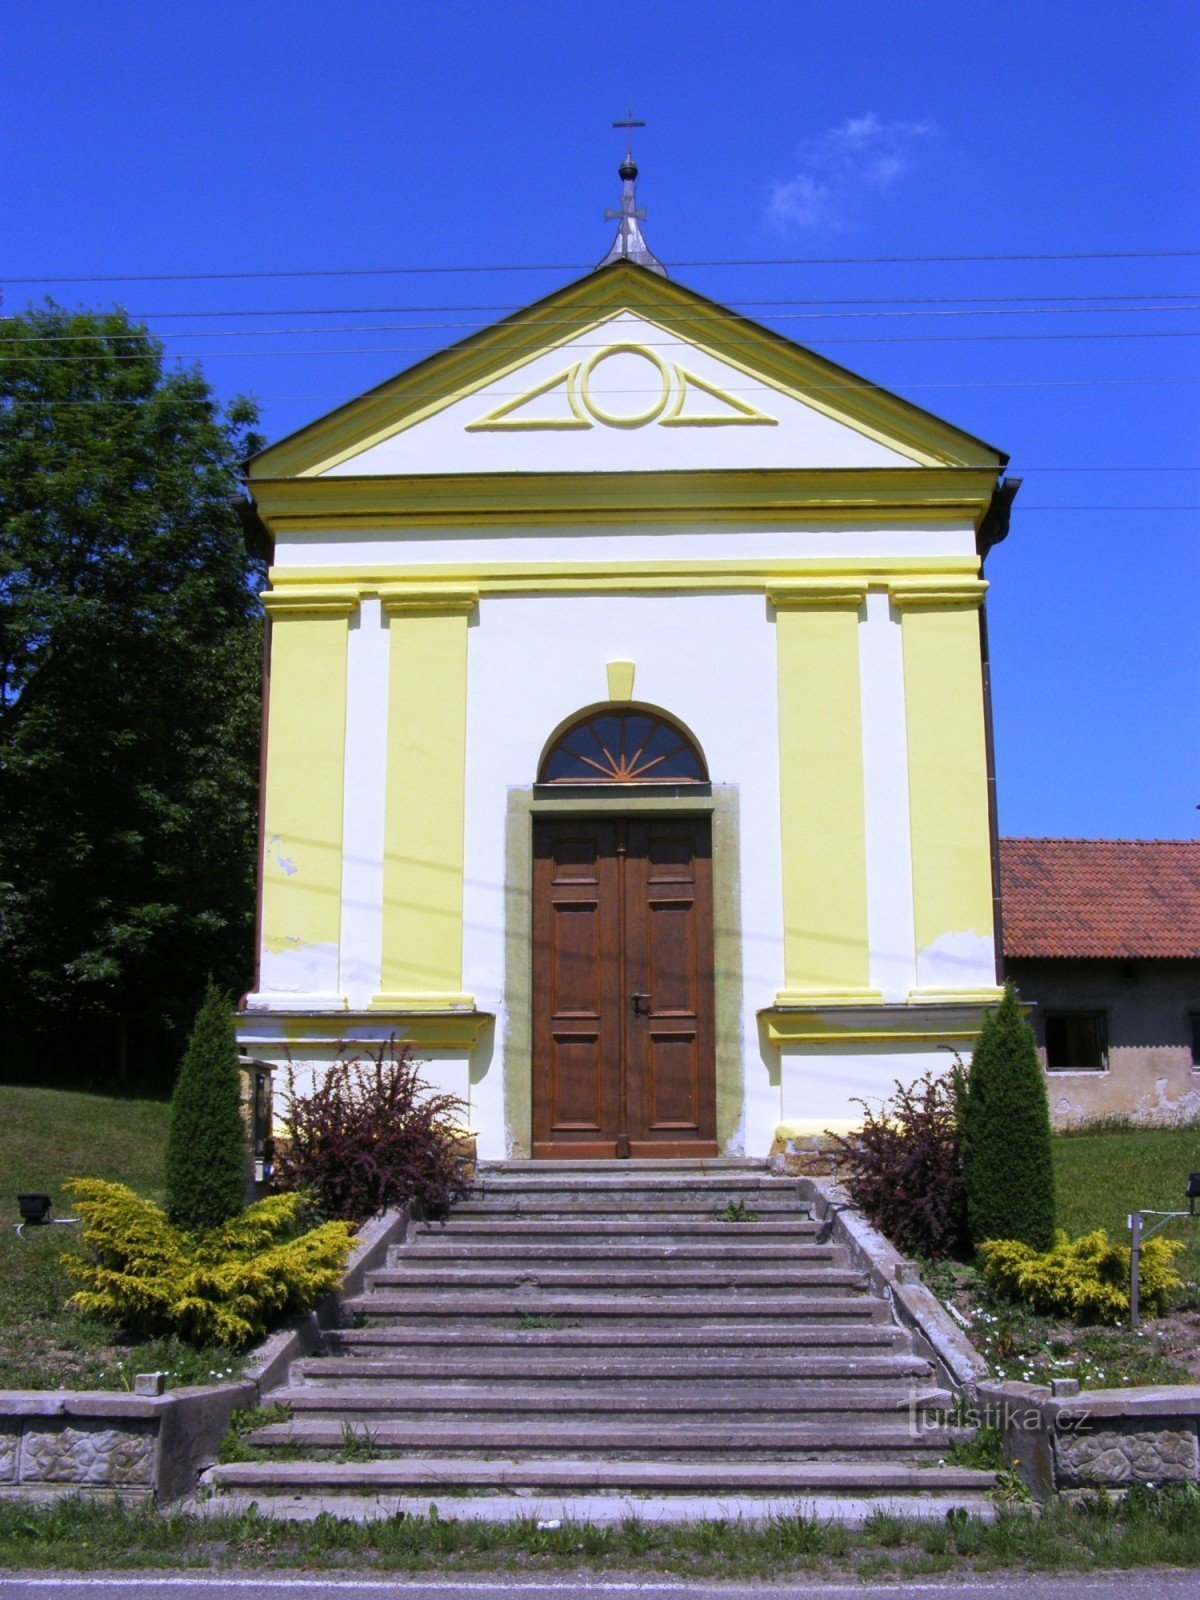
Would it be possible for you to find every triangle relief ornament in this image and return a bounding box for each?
[466,343,777,432]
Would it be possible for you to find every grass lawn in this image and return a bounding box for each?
[0,1085,239,1390]
[925,1121,1200,1392]
[0,1489,1199,1576]
[1055,1120,1200,1285]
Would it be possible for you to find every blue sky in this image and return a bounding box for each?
[5,0,1198,840]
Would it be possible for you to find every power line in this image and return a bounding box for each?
[1016,506,1200,511]
[11,377,1200,406]
[4,247,1200,286]
[119,292,1200,321]
[8,300,1200,347]
[8,328,1200,365]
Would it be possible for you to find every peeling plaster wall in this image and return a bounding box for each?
[1008,957,1200,1126]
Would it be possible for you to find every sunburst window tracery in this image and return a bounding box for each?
[538,709,707,785]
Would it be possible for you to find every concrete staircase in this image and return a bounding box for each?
[205,1162,997,1521]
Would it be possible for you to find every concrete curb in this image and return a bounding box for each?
[244,1205,411,1398]
[796,1176,989,1394]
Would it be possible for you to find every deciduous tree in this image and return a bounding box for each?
[0,304,264,1088]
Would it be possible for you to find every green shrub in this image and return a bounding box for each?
[165,983,246,1232]
[829,1068,970,1260]
[273,1042,471,1221]
[961,983,1056,1250]
[63,1180,353,1346]
[980,1229,1183,1323]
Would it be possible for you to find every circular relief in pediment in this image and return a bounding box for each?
[578,343,671,428]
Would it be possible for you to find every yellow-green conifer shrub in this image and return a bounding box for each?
[63,1181,353,1347]
[980,1229,1183,1323]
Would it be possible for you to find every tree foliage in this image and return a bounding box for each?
[961,983,1057,1250]
[0,304,264,1087]
[166,982,246,1231]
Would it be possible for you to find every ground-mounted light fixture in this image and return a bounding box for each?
[1127,1174,1200,1329]
[13,1193,79,1239]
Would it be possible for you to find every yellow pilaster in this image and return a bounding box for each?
[769,584,878,1005]
[893,581,1000,1001]
[373,590,477,1010]
[259,593,355,999]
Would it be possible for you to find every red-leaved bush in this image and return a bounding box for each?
[828,1068,969,1260]
[273,1042,472,1222]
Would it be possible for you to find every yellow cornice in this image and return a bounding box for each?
[767,584,866,610]
[260,589,359,618]
[249,467,1000,533]
[760,997,1000,1046]
[246,264,1006,481]
[264,554,981,602]
[379,588,478,616]
[890,579,988,611]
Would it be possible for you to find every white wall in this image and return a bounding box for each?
[273,521,979,571]
[460,591,785,1159]
[779,1040,971,1138]
[859,588,918,1001]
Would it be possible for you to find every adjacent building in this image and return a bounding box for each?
[1002,837,1200,1126]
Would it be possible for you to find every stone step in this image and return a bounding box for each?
[452,1198,808,1217]
[245,1418,970,1459]
[207,1457,997,1496]
[478,1159,770,1173]
[342,1292,889,1325]
[195,1490,1001,1526]
[414,1218,823,1239]
[276,1383,952,1419]
[324,1323,908,1353]
[291,1353,935,1385]
[395,1240,843,1263]
[364,1266,867,1294]
[473,1170,792,1189]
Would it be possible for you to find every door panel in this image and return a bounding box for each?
[532,815,717,1159]
[624,818,716,1153]
[532,822,622,1154]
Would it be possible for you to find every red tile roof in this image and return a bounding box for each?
[1000,838,1200,960]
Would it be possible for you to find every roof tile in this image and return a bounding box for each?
[1000,838,1200,960]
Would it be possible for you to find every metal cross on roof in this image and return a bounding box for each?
[596,108,666,276]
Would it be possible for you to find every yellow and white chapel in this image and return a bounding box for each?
[237,154,1017,1162]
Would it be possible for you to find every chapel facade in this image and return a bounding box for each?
[237,168,1017,1160]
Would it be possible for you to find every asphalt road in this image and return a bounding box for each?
[0,1575,1197,1600]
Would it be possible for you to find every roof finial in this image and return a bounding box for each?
[597,107,667,276]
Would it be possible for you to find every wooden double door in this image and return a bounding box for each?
[532,815,717,1159]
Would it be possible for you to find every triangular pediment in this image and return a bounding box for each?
[249,264,1005,483]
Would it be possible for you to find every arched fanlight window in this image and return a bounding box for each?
[538,706,708,785]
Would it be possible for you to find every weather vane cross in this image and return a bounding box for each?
[613,105,645,161]
[598,106,666,275]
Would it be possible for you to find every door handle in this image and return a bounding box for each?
[631,993,652,1017]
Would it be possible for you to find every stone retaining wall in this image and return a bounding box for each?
[0,1384,255,1504]
[0,1204,411,1504]
[977,1380,1200,1500]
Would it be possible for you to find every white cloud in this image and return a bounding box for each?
[767,114,937,232]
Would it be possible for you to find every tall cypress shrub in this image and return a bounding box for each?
[165,983,245,1231]
[961,983,1056,1250]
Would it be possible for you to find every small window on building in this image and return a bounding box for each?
[1044,1012,1108,1071]
[1190,1012,1200,1069]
